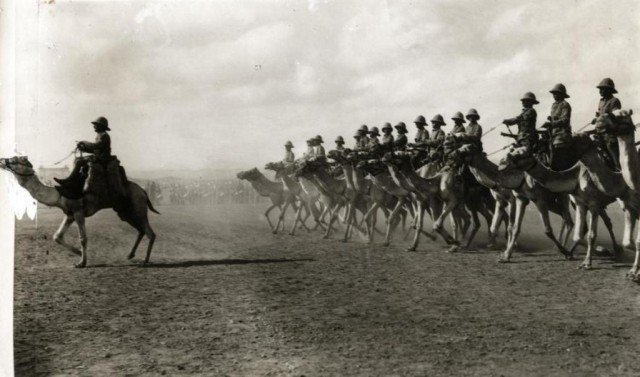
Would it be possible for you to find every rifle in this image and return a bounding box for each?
[482,126,498,137]
[500,132,518,139]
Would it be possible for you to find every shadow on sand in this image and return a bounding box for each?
[88,258,315,269]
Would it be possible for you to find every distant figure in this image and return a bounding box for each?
[283,141,295,164]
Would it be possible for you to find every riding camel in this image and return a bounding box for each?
[236,168,297,234]
[264,161,321,235]
[596,110,640,280]
[499,142,624,269]
[455,145,574,262]
[0,156,158,268]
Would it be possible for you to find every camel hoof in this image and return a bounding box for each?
[54,235,63,244]
[407,246,416,252]
[322,235,330,240]
[127,253,135,260]
[577,263,592,270]
[486,242,496,250]
[74,261,86,268]
[613,245,624,256]
[446,245,459,253]
[497,256,510,263]
[626,269,638,279]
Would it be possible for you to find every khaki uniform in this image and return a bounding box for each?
[450,124,465,135]
[504,108,538,149]
[424,128,445,160]
[79,132,111,162]
[381,134,394,145]
[283,150,295,163]
[548,100,572,147]
[394,134,408,151]
[314,145,326,157]
[414,128,429,145]
[596,96,622,169]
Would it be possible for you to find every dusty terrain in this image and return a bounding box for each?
[14,203,640,376]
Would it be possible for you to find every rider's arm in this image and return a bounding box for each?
[78,133,109,153]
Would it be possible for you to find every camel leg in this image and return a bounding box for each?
[289,204,304,236]
[600,209,623,255]
[499,199,526,263]
[342,203,355,243]
[578,209,598,270]
[324,203,341,239]
[127,232,145,260]
[274,201,291,234]
[385,200,405,246]
[632,225,640,281]
[568,204,587,255]
[142,221,157,264]
[622,210,636,251]
[536,202,572,259]
[53,214,80,255]
[465,208,481,250]
[488,200,505,249]
[407,202,424,252]
[264,204,278,231]
[433,200,458,247]
[74,212,88,268]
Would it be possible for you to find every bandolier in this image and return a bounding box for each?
[393,122,409,151]
[502,92,539,152]
[542,83,574,170]
[592,78,622,170]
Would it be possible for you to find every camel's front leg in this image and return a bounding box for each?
[433,200,458,247]
[536,202,572,259]
[74,212,88,268]
[465,208,481,250]
[500,199,526,263]
[289,204,304,236]
[629,218,640,279]
[407,202,424,252]
[568,204,587,255]
[53,215,80,255]
[274,201,291,234]
[578,209,598,270]
[264,204,279,231]
[599,209,623,255]
[384,199,405,246]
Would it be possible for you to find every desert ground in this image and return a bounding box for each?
[13,203,640,376]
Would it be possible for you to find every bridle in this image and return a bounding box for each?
[2,160,35,177]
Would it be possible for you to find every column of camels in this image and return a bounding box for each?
[235,110,640,283]
[0,110,639,284]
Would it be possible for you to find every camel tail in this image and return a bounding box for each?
[147,197,161,215]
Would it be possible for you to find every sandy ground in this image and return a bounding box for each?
[13,203,640,376]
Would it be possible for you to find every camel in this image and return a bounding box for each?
[596,110,640,280]
[499,143,624,269]
[382,152,468,252]
[455,145,574,262]
[0,156,158,268]
[356,158,416,246]
[264,161,321,235]
[236,168,296,234]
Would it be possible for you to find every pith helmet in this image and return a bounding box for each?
[430,114,446,126]
[520,92,539,104]
[335,135,345,143]
[306,138,314,144]
[382,122,392,131]
[414,115,427,125]
[353,131,361,138]
[550,83,570,98]
[394,122,408,133]
[597,78,617,94]
[315,135,324,143]
[91,116,110,131]
[466,108,480,120]
[284,140,294,148]
[369,126,380,136]
[359,124,369,132]
[451,111,466,123]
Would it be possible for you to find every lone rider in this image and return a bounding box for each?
[283,141,295,164]
[591,77,622,170]
[541,83,573,170]
[54,116,112,188]
[502,92,539,153]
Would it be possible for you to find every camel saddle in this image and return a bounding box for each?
[56,156,129,204]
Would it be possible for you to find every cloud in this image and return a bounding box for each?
[485,5,528,41]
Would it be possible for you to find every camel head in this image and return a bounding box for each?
[595,109,635,136]
[498,147,535,172]
[0,156,35,177]
[236,167,261,181]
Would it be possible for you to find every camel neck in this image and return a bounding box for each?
[523,159,580,192]
[16,174,62,208]
[472,154,523,189]
[341,163,356,190]
[249,174,281,196]
[617,133,640,192]
[279,173,300,194]
[313,168,344,195]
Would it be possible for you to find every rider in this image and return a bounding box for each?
[54,116,112,188]
[283,141,295,164]
[502,92,539,154]
[380,123,394,152]
[591,77,622,170]
[450,112,466,135]
[304,138,315,159]
[541,83,573,170]
[314,135,326,157]
[393,122,409,151]
[367,126,382,157]
[352,131,362,151]
[335,136,346,152]
[422,114,446,163]
[357,124,370,151]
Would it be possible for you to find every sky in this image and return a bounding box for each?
[13,0,640,173]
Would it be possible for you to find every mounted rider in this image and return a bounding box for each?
[591,77,622,170]
[502,92,539,153]
[380,123,394,152]
[450,112,466,135]
[335,136,346,152]
[355,124,370,151]
[54,116,127,201]
[393,122,409,151]
[283,141,295,164]
[541,83,574,170]
[304,138,315,159]
[366,126,383,157]
[314,135,326,157]
[422,114,447,162]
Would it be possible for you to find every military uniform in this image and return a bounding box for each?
[283,150,295,163]
[544,88,573,170]
[596,95,622,170]
[381,123,394,152]
[504,94,538,151]
[79,131,111,162]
